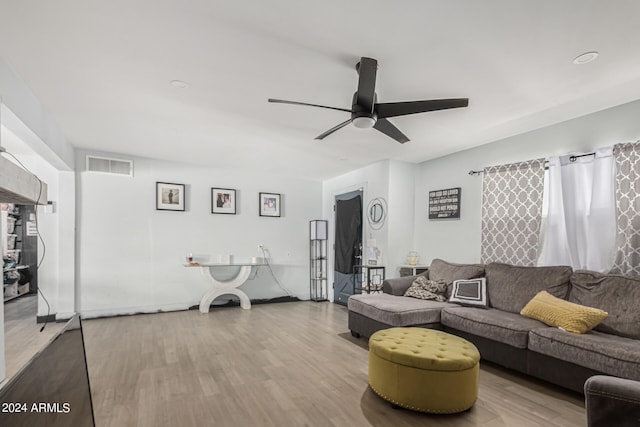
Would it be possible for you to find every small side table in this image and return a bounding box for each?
[399,265,429,277]
[353,265,386,294]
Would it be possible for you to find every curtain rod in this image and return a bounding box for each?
[468,152,596,176]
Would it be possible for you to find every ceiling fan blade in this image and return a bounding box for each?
[376,98,469,119]
[268,98,351,113]
[314,119,352,140]
[355,57,378,113]
[373,118,410,144]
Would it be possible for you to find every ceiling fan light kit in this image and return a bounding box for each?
[269,57,469,143]
[352,115,377,129]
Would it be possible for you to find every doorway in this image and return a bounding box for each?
[333,189,363,305]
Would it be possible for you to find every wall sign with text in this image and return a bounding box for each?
[429,187,461,219]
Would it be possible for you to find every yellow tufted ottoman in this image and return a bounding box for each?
[368,327,480,414]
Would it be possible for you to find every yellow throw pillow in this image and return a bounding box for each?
[520,290,607,334]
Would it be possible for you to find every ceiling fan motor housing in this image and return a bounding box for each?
[351,92,377,128]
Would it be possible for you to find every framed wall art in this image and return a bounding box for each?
[259,192,281,217]
[211,188,237,214]
[156,182,185,211]
[429,187,461,219]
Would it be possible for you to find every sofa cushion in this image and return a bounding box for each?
[428,258,485,284]
[520,290,608,334]
[441,306,546,349]
[348,294,453,326]
[485,263,572,314]
[382,273,429,296]
[528,327,640,381]
[569,270,640,340]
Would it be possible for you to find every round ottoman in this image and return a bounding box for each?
[368,327,480,414]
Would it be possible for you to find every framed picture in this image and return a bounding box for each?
[156,182,185,211]
[259,192,281,217]
[428,187,461,219]
[211,188,237,214]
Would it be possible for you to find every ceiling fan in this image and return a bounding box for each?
[268,57,469,144]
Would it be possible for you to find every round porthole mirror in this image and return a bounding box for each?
[370,202,383,223]
[367,198,387,230]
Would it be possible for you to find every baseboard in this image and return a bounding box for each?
[36,314,56,324]
[188,295,302,311]
[80,297,305,320]
[80,302,191,319]
[55,312,76,322]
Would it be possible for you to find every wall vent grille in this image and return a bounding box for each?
[86,156,133,176]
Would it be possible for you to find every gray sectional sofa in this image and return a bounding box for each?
[347,259,640,393]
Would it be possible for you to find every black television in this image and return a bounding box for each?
[0,314,95,427]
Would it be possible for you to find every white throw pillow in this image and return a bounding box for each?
[449,278,488,308]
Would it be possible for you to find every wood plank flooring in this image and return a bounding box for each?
[83,302,586,427]
[2,294,64,387]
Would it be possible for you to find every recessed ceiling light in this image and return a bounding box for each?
[573,51,599,65]
[170,80,189,89]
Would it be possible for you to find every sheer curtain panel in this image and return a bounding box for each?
[537,147,616,272]
[481,159,545,266]
[611,142,640,275]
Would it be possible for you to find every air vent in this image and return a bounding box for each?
[86,156,133,176]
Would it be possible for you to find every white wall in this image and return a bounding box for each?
[25,158,60,319]
[0,58,74,170]
[387,161,417,271]
[76,150,322,317]
[0,132,73,320]
[56,172,76,318]
[1,56,75,383]
[414,99,640,265]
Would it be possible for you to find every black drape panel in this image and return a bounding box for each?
[335,196,362,274]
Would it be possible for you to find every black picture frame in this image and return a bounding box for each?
[259,192,281,217]
[211,188,237,214]
[156,182,185,211]
[429,187,461,219]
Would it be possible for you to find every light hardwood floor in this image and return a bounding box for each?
[83,302,586,427]
[2,294,64,387]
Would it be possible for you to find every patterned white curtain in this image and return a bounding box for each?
[481,159,546,266]
[611,142,640,275]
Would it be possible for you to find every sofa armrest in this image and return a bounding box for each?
[585,375,640,427]
[382,271,428,296]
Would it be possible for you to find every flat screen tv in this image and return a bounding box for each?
[0,314,95,426]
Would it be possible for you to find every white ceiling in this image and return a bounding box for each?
[1,0,640,180]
